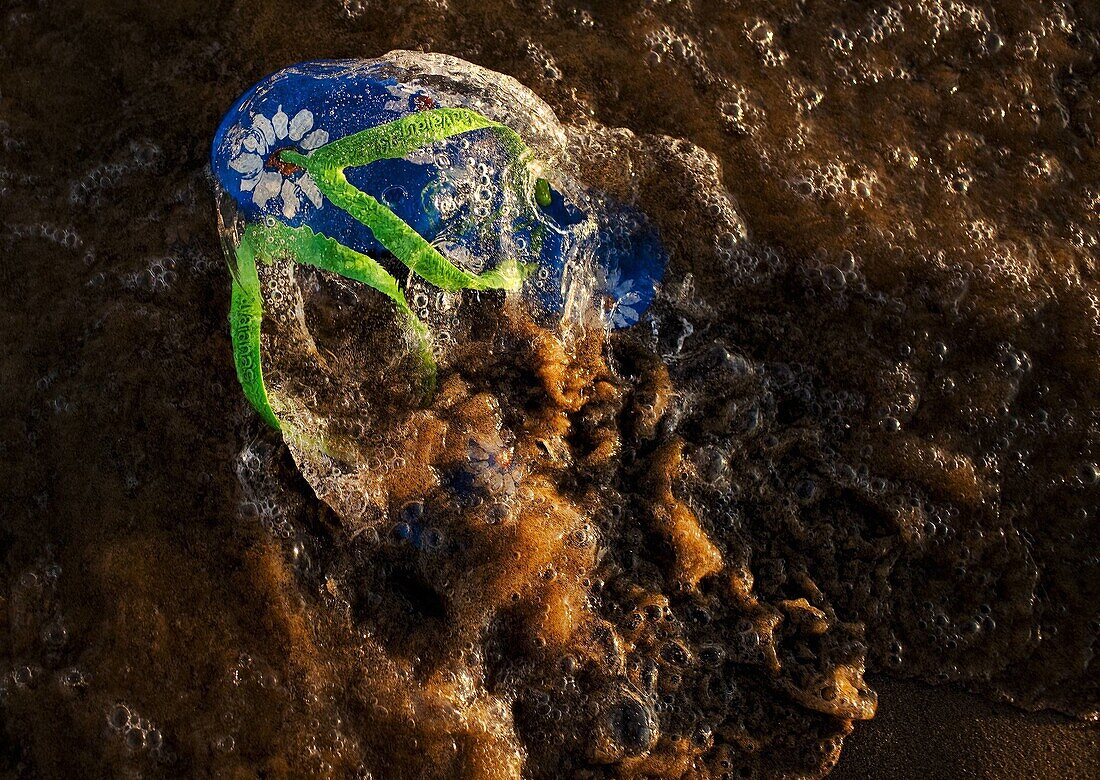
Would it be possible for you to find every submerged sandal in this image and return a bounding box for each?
[211,54,666,429]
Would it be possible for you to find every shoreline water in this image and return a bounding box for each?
[1,1,1096,776]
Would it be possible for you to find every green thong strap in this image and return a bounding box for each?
[230,221,436,431]
[280,108,536,292]
[229,107,543,430]
[229,228,281,430]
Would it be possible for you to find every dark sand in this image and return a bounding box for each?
[834,678,1098,779]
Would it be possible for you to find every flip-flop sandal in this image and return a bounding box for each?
[211,54,667,430]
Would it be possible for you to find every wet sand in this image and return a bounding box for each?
[834,677,1098,779]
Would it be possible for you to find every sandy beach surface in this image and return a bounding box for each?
[835,677,1098,779]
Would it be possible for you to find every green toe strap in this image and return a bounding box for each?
[229,231,282,430]
[228,108,543,430]
[280,108,537,294]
